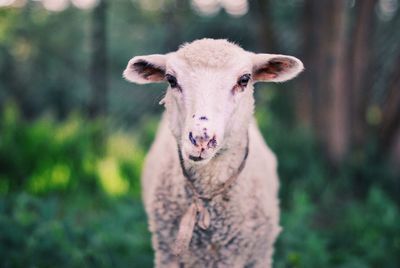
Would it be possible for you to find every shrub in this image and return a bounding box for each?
[0,192,153,268]
[0,103,146,196]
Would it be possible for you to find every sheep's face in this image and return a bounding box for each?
[124,39,303,165]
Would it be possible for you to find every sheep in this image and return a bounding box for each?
[123,38,303,268]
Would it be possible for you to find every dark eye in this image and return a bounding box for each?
[238,74,251,87]
[166,74,178,88]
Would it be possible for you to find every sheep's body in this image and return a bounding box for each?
[142,115,280,267]
[124,39,303,267]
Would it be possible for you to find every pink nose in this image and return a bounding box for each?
[189,131,217,149]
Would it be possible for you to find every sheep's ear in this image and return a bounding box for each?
[123,54,166,84]
[251,54,304,83]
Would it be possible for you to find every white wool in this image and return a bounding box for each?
[124,38,303,267]
[176,38,245,68]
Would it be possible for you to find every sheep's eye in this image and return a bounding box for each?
[166,74,178,88]
[238,74,251,87]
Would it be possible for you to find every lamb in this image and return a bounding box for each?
[123,38,303,268]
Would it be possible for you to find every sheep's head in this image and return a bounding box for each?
[124,39,303,165]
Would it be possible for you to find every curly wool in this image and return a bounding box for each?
[176,39,245,68]
[143,117,281,268]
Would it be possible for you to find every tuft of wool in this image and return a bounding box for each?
[176,38,245,68]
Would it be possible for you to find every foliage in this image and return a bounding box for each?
[275,186,400,268]
[1,175,398,268]
[0,192,153,268]
[0,103,145,197]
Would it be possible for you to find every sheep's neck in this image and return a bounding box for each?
[183,131,249,197]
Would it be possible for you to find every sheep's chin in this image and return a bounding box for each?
[187,158,211,166]
[183,149,218,166]
[186,155,213,166]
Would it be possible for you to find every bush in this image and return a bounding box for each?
[0,192,153,268]
[0,103,100,193]
[274,186,400,268]
[330,187,400,268]
[275,190,329,268]
[0,103,146,196]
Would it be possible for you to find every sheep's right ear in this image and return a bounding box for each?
[123,54,166,84]
[251,53,304,83]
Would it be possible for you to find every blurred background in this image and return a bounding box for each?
[0,0,399,267]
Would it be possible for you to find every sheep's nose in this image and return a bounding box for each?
[198,116,208,121]
[189,131,217,149]
[192,114,208,121]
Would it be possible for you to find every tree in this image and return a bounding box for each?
[296,0,350,165]
[251,0,277,53]
[88,0,109,119]
[349,0,378,149]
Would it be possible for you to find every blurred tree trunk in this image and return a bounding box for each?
[163,0,188,51]
[299,0,350,165]
[251,0,277,52]
[2,51,24,114]
[3,4,35,119]
[88,0,109,119]
[298,0,382,166]
[295,0,315,126]
[298,0,330,149]
[326,0,350,164]
[349,0,378,148]
[389,129,400,173]
[380,53,400,151]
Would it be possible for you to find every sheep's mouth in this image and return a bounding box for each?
[188,155,205,162]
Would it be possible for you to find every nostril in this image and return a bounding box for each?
[207,136,217,149]
[189,132,197,146]
[199,116,208,121]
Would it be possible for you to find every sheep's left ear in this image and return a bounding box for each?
[251,54,304,83]
[123,54,166,84]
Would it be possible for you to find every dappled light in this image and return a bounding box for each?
[191,0,248,16]
[137,0,165,12]
[0,0,99,10]
[98,157,129,196]
[220,0,248,17]
[0,0,250,15]
[71,0,98,9]
[378,0,399,20]
[191,0,220,16]
[0,0,14,7]
[41,0,69,12]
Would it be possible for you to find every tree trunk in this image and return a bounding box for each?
[251,0,277,53]
[299,0,350,165]
[295,0,315,126]
[313,0,331,148]
[380,53,400,151]
[349,0,378,148]
[389,129,400,173]
[326,0,350,164]
[162,0,189,52]
[88,0,108,119]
